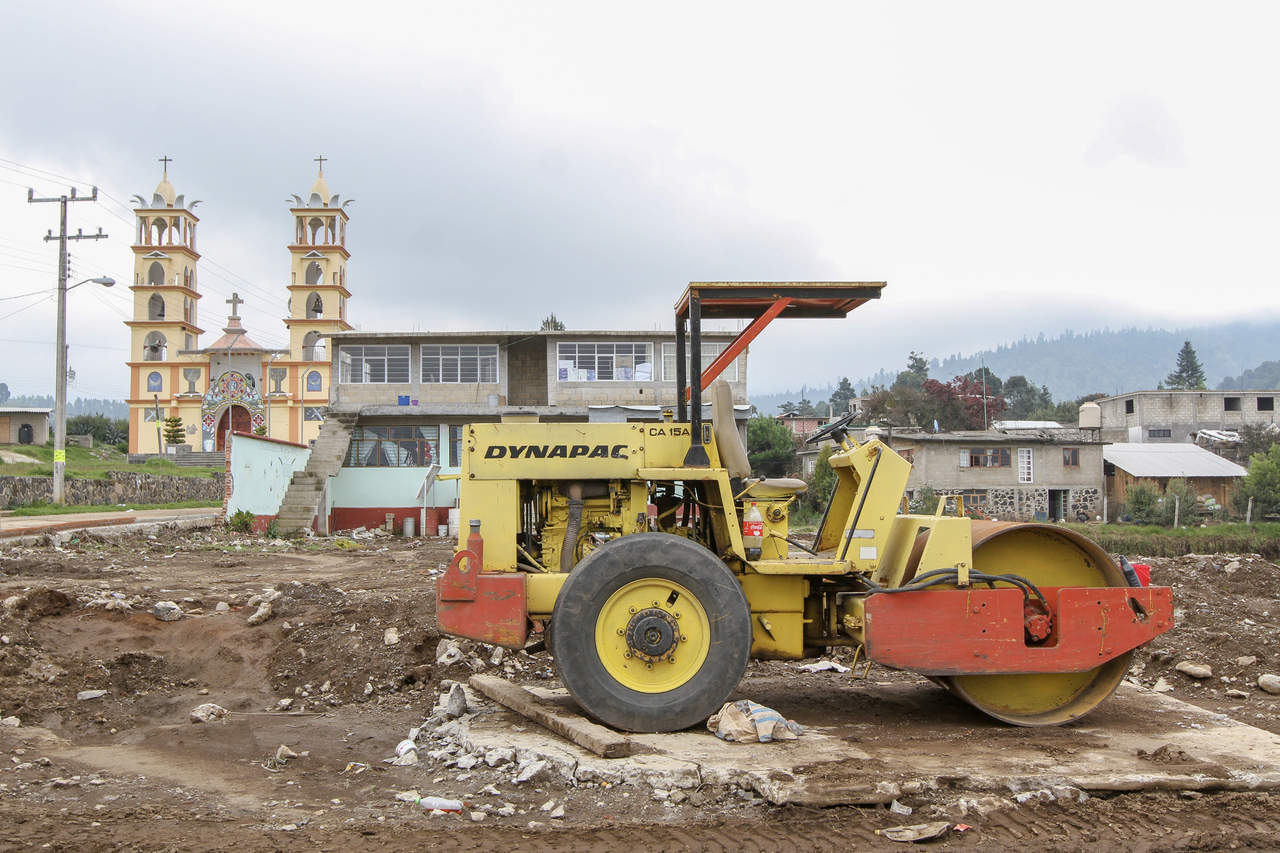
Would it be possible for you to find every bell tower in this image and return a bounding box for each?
[279,157,353,443]
[125,158,206,453]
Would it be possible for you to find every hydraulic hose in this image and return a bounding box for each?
[561,483,584,573]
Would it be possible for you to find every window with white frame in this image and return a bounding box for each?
[557,342,652,381]
[1017,447,1034,483]
[339,345,410,384]
[345,425,439,467]
[422,344,498,383]
[661,342,738,383]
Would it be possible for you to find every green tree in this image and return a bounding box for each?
[829,377,856,415]
[1239,424,1280,460]
[794,398,818,417]
[162,415,186,446]
[893,351,929,391]
[0,382,8,404]
[1165,340,1207,390]
[777,400,797,414]
[1002,375,1053,419]
[961,366,1003,397]
[539,313,566,331]
[1241,444,1280,518]
[1123,481,1163,525]
[796,446,837,515]
[747,417,798,478]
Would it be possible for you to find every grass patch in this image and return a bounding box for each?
[8,500,222,516]
[0,444,220,479]
[1064,522,1280,560]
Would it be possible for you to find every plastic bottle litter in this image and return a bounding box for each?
[742,502,764,561]
[415,796,464,813]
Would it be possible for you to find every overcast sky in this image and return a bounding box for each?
[2,1,1278,402]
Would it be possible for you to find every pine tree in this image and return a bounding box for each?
[1165,340,1206,389]
[162,415,185,446]
[539,313,566,331]
[828,377,856,415]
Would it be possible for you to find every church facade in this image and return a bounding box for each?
[125,162,351,453]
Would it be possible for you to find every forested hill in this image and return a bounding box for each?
[752,321,1280,413]
[1,395,129,419]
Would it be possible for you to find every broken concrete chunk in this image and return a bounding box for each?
[1175,661,1213,679]
[214,601,230,613]
[189,703,227,724]
[276,698,294,711]
[1236,655,1258,667]
[153,601,183,622]
[549,804,564,819]
[1151,677,1175,693]
[436,639,464,666]
[246,601,274,626]
[514,759,547,783]
[444,683,468,718]
[384,627,401,646]
[485,747,515,767]
[76,690,108,702]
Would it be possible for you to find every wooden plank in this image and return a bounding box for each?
[468,674,636,759]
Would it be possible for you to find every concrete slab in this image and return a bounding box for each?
[455,679,1280,806]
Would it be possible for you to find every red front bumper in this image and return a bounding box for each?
[436,547,528,649]
[864,585,1173,675]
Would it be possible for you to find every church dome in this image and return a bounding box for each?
[309,171,331,207]
[154,173,177,207]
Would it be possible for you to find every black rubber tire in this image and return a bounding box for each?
[549,532,752,733]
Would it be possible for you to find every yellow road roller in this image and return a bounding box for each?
[437,282,1172,732]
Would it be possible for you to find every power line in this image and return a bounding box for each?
[0,285,54,302]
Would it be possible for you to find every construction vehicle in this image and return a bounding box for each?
[437,282,1173,732]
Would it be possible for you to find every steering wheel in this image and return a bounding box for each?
[804,411,855,445]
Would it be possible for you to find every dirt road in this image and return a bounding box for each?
[1,528,1277,851]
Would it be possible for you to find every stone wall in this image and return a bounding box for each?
[0,471,225,509]
[930,485,1100,522]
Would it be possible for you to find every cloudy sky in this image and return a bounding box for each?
[1,1,1278,401]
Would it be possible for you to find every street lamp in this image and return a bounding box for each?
[53,275,116,504]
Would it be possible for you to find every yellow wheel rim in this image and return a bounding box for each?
[594,579,711,693]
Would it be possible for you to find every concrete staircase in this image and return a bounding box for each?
[275,411,358,535]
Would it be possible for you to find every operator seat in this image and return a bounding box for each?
[709,380,808,499]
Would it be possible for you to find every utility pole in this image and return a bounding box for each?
[28,187,107,504]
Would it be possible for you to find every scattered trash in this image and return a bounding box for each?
[77,689,108,701]
[395,739,418,757]
[275,745,299,761]
[153,601,183,622]
[878,822,953,843]
[189,703,228,724]
[798,660,851,674]
[707,700,804,743]
[340,762,369,775]
[410,795,464,813]
[889,799,913,816]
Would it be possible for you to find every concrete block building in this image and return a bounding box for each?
[0,408,50,446]
[875,428,1105,522]
[1096,390,1279,444]
[271,328,751,533]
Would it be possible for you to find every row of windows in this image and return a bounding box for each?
[145,370,324,393]
[957,447,1082,484]
[339,342,741,385]
[1124,396,1274,414]
[345,424,465,468]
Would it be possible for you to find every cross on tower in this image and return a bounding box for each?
[226,292,243,317]
[314,154,327,174]
[159,154,172,174]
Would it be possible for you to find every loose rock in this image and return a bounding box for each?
[77,690,108,702]
[384,627,400,646]
[215,601,230,613]
[189,703,227,724]
[1175,661,1212,680]
[1259,674,1280,695]
[0,716,20,727]
[153,601,183,622]
[1151,677,1174,693]
[246,601,274,626]
[444,683,468,718]
[1236,656,1258,668]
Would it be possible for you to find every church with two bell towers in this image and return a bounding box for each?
[125,158,352,454]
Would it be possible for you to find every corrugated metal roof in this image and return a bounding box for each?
[0,407,51,415]
[994,420,1065,429]
[1103,443,1247,478]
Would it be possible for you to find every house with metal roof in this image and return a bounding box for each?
[1102,442,1247,512]
[0,408,51,446]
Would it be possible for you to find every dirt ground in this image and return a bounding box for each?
[1,527,1278,852]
